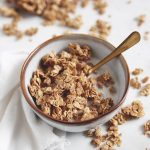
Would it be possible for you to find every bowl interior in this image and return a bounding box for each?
[23,34,129,121]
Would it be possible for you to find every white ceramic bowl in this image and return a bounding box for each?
[20,34,130,132]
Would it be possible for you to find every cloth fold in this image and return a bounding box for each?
[0,51,67,150]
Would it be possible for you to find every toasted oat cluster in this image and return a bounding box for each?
[140,84,150,96]
[0,7,23,39]
[135,14,146,26]
[132,68,143,75]
[7,0,83,29]
[144,120,150,136]
[29,43,114,122]
[142,76,149,84]
[143,31,149,41]
[89,20,111,40]
[25,27,38,36]
[93,0,108,15]
[130,77,141,89]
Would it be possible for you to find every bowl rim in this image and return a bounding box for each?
[20,34,130,125]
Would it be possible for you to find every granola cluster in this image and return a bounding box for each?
[29,43,114,122]
[144,120,150,136]
[110,100,145,126]
[130,68,150,97]
[90,20,111,40]
[93,0,108,15]
[140,84,150,96]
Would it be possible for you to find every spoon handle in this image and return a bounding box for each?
[88,31,141,74]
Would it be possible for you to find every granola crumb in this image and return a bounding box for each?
[61,15,83,29]
[25,27,38,36]
[143,31,149,41]
[130,77,141,89]
[132,68,143,75]
[127,0,132,4]
[142,76,149,83]
[109,86,117,94]
[140,84,150,96]
[90,20,111,40]
[135,14,146,27]
[144,120,150,136]
[93,0,108,15]
[81,0,89,7]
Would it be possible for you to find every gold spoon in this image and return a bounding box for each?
[88,31,141,74]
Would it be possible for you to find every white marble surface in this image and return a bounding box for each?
[0,0,150,149]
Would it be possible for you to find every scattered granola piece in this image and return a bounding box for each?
[25,27,38,36]
[127,0,132,4]
[90,20,111,40]
[135,14,146,27]
[62,15,83,29]
[144,31,149,41]
[2,23,23,39]
[97,72,114,87]
[144,120,150,136]
[93,0,108,15]
[110,112,127,126]
[81,0,89,7]
[122,100,145,118]
[140,84,150,96]
[85,128,96,137]
[142,76,149,83]
[91,138,102,147]
[130,77,141,89]
[132,68,143,75]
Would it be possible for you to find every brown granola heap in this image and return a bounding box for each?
[90,20,111,40]
[144,120,150,136]
[110,100,144,126]
[135,14,146,27]
[29,43,114,122]
[140,84,150,96]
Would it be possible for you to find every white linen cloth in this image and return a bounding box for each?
[0,51,68,150]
